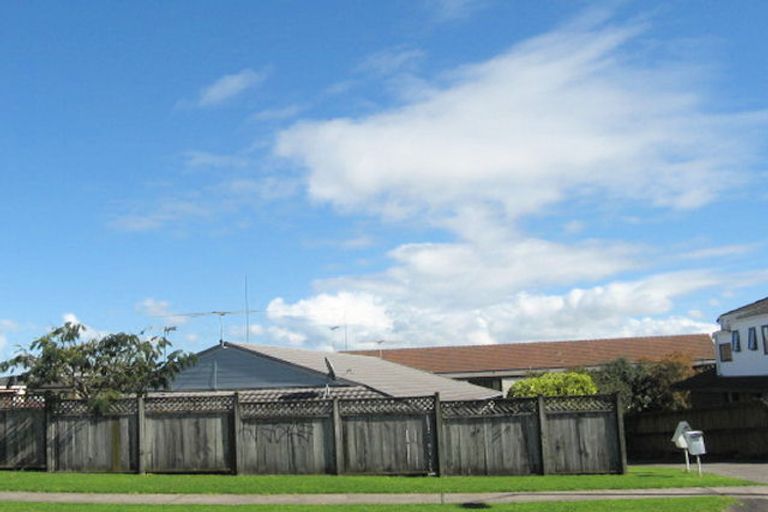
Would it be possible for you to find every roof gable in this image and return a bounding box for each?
[171,344,349,391]
[230,343,500,401]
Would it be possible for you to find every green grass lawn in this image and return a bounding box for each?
[0,497,737,512]
[0,467,752,495]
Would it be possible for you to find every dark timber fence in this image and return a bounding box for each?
[625,399,768,461]
[0,392,625,475]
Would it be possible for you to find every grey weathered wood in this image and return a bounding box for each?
[615,393,627,474]
[240,417,332,474]
[145,413,231,473]
[136,396,146,474]
[332,398,344,475]
[433,392,445,476]
[45,408,55,472]
[343,413,431,474]
[55,415,136,472]
[0,393,623,475]
[537,395,549,475]
[231,392,242,474]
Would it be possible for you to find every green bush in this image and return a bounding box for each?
[507,371,598,398]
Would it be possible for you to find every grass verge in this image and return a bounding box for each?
[0,497,737,512]
[0,467,753,495]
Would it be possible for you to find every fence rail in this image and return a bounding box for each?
[0,392,625,476]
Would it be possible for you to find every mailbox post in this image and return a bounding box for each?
[671,421,692,472]
[683,430,706,477]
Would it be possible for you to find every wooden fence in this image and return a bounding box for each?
[625,399,768,461]
[0,392,626,475]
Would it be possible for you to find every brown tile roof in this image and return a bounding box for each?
[348,334,714,375]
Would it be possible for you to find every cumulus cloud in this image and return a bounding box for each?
[262,14,768,348]
[269,271,721,349]
[196,68,266,107]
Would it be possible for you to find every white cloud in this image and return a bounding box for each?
[268,270,721,349]
[250,105,302,122]
[263,15,768,348]
[196,68,266,107]
[680,244,758,260]
[427,0,486,22]
[183,150,250,169]
[357,47,425,76]
[277,19,765,226]
[135,298,188,326]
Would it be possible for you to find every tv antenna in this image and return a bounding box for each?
[158,309,265,342]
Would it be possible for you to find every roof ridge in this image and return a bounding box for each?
[348,333,712,353]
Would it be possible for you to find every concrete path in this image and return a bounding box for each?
[0,486,765,505]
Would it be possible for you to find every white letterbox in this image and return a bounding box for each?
[671,421,691,449]
[684,431,706,456]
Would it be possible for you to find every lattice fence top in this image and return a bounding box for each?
[442,397,537,418]
[145,394,234,415]
[241,400,333,419]
[0,394,45,410]
[54,398,137,417]
[339,396,435,416]
[544,394,615,413]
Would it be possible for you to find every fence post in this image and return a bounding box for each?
[614,393,627,474]
[537,395,549,475]
[136,396,146,474]
[433,392,446,476]
[45,402,55,472]
[231,392,242,475]
[332,398,344,475]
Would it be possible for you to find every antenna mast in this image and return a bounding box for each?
[245,274,250,344]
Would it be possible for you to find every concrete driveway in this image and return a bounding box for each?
[704,463,768,485]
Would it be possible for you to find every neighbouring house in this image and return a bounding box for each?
[350,334,715,396]
[170,341,500,401]
[676,297,768,405]
[0,376,25,396]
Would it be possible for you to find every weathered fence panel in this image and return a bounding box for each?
[544,396,622,474]
[240,400,334,474]
[144,395,233,473]
[53,400,137,473]
[625,399,768,461]
[441,399,541,475]
[340,398,435,475]
[0,409,45,469]
[0,392,624,476]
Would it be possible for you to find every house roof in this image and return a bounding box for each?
[227,342,500,401]
[155,385,382,402]
[717,297,768,322]
[348,334,715,376]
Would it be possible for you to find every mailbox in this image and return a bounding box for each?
[684,431,706,456]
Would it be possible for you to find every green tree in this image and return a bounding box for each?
[0,322,196,412]
[507,371,598,398]
[589,355,692,414]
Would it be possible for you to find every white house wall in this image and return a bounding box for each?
[715,312,768,377]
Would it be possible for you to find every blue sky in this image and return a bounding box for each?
[1,0,767,356]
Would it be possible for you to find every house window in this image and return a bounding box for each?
[748,327,758,351]
[719,343,733,362]
[732,330,741,352]
[762,325,768,355]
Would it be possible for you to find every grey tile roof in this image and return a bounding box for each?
[718,297,768,321]
[228,343,501,401]
[154,386,382,401]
